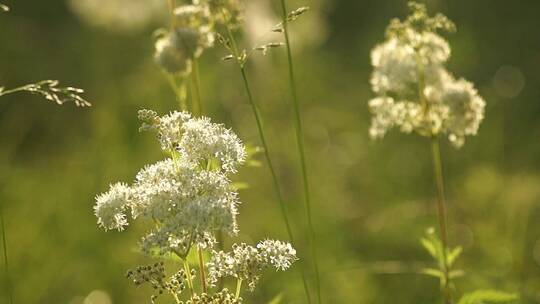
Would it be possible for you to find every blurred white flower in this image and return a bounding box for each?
[368,2,485,148]
[68,0,166,32]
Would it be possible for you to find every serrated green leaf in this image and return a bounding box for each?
[458,290,518,304]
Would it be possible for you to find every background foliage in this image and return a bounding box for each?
[1,0,540,303]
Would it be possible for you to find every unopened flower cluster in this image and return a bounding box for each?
[126,262,192,302]
[155,0,243,75]
[94,110,246,254]
[207,240,298,291]
[368,2,485,148]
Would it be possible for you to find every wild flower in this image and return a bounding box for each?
[95,110,296,303]
[154,26,212,76]
[95,111,244,255]
[93,182,131,232]
[368,2,485,148]
[370,3,517,304]
[138,110,247,174]
[154,0,243,76]
[207,240,298,291]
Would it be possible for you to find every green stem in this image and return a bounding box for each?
[191,59,203,116]
[183,260,195,297]
[166,74,188,111]
[234,278,243,300]
[167,0,176,28]
[197,248,207,293]
[278,1,321,303]
[0,203,13,304]
[416,51,452,304]
[225,27,312,303]
[430,138,452,304]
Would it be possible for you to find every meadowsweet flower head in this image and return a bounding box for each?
[256,239,297,271]
[207,240,297,291]
[95,111,245,256]
[131,158,240,253]
[174,4,216,55]
[368,2,485,148]
[154,25,212,75]
[96,110,296,301]
[139,110,247,174]
[154,4,215,75]
[93,183,131,231]
[154,30,193,75]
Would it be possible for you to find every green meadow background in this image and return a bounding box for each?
[1,0,540,303]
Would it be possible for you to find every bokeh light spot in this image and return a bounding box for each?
[493,65,525,98]
[84,290,112,304]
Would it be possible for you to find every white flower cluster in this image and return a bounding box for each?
[207,240,297,291]
[154,5,215,75]
[139,110,247,174]
[155,0,244,75]
[94,182,131,231]
[368,2,485,148]
[94,110,246,255]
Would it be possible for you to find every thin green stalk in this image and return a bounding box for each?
[197,248,207,293]
[172,292,181,304]
[191,59,203,116]
[0,87,26,97]
[167,0,176,28]
[278,1,321,303]
[225,27,312,303]
[183,259,195,297]
[234,278,243,300]
[0,203,13,304]
[430,138,452,304]
[166,74,188,111]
